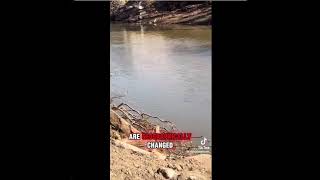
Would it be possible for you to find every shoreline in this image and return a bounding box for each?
[110,105,212,180]
[110,2,212,177]
[111,1,212,26]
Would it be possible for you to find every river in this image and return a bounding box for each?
[111,23,212,146]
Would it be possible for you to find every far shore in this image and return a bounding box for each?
[111,1,212,26]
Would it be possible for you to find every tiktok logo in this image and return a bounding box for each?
[201,136,207,145]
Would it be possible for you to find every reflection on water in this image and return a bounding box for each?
[111,24,212,144]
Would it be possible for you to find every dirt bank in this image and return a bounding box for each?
[110,1,212,25]
[111,139,212,180]
[110,106,212,180]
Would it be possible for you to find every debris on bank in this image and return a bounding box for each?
[110,1,212,25]
[110,98,212,180]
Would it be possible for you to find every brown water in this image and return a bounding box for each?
[111,24,212,145]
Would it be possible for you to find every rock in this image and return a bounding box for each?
[110,110,131,138]
[133,163,140,168]
[151,150,167,160]
[129,125,140,134]
[186,164,192,171]
[155,125,160,133]
[154,173,162,179]
[127,170,132,176]
[167,163,174,169]
[180,172,207,180]
[185,164,193,171]
[187,176,197,180]
[157,167,177,179]
[147,167,154,176]
[185,154,212,171]
[111,130,121,140]
[174,164,182,171]
[111,139,151,156]
[168,164,182,171]
[200,168,206,173]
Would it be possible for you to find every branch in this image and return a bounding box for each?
[110,95,125,104]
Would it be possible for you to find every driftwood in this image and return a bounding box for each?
[110,98,197,157]
[110,95,125,104]
[115,102,179,132]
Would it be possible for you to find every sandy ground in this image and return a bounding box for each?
[110,138,212,180]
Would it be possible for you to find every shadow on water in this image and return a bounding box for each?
[111,23,212,42]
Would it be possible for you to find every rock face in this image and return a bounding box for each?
[110,1,212,25]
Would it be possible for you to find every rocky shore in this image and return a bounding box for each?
[110,1,212,25]
[111,139,212,180]
[110,107,212,180]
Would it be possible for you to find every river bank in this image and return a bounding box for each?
[110,108,212,180]
[111,1,212,25]
[110,3,212,178]
[111,139,212,180]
